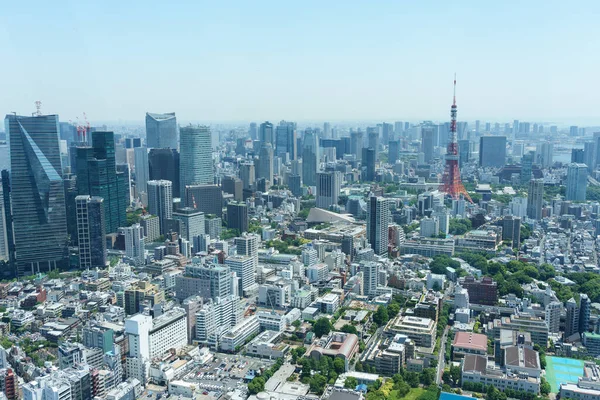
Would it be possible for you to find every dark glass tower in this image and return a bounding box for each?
[76,131,127,234]
[226,202,248,234]
[5,114,68,276]
[76,195,107,269]
[148,148,180,198]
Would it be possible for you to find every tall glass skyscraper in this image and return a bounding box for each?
[5,114,68,276]
[76,195,106,269]
[145,112,178,150]
[76,131,127,234]
[180,126,213,201]
[148,148,180,198]
[367,196,389,256]
[302,128,319,187]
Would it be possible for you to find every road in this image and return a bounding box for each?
[436,325,449,385]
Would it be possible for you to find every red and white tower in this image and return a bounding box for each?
[440,76,472,202]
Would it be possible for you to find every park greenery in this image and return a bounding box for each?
[298,356,347,393]
[247,358,284,394]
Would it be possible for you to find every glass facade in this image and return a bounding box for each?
[145,112,177,150]
[5,114,68,276]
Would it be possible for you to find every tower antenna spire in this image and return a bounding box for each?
[453,73,457,106]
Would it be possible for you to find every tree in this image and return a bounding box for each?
[450,365,461,385]
[341,324,358,335]
[344,376,358,389]
[420,368,436,386]
[405,371,420,388]
[310,374,328,395]
[540,377,551,395]
[334,357,346,374]
[248,376,265,394]
[373,306,389,326]
[388,303,400,317]
[313,317,333,338]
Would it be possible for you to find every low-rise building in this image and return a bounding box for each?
[461,353,540,394]
[246,330,289,359]
[308,332,359,371]
[559,362,600,400]
[452,332,488,360]
[384,315,436,348]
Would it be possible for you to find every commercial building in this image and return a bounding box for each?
[302,128,319,187]
[526,179,544,220]
[225,255,255,293]
[175,260,231,301]
[367,197,389,255]
[246,330,289,359]
[145,112,177,150]
[148,148,180,198]
[362,261,379,298]
[76,131,128,234]
[195,295,244,346]
[76,195,107,270]
[124,281,164,315]
[179,126,213,202]
[258,144,274,184]
[133,147,149,200]
[227,202,248,234]
[489,314,549,347]
[362,334,414,376]
[399,238,455,257]
[316,171,342,210]
[124,224,145,266]
[384,315,436,348]
[147,180,173,234]
[185,184,222,217]
[172,207,204,241]
[6,114,68,276]
[479,136,507,168]
[220,315,260,352]
[459,276,498,306]
[566,163,588,201]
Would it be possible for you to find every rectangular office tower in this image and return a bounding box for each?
[180,126,213,200]
[5,114,68,276]
[227,202,248,234]
[147,180,173,234]
[367,196,389,255]
[479,136,507,168]
[316,171,342,210]
[566,163,588,201]
[148,148,180,198]
[145,112,178,150]
[76,131,127,234]
[76,195,107,270]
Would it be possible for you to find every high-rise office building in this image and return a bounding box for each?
[249,123,258,141]
[580,294,591,335]
[147,180,173,234]
[458,139,470,168]
[5,114,68,276]
[316,171,342,210]
[148,148,180,198]
[350,130,363,161]
[289,174,302,197]
[520,152,534,184]
[0,170,15,267]
[76,131,128,234]
[536,142,554,168]
[235,233,259,269]
[180,126,213,201]
[185,184,223,217]
[501,215,521,248]
[381,122,393,145]
[367,129,379,161]
[145,112,177,150]
[172,207,205,241]
[227,202,248,234]
[124,224,145,266]
[259,121,274,146]
[222,176,243,202]
[361,148,376,182]
[275,121,297,160]
[571,148,585,163]
[479,136,507,168]
[225,255,255,294]
[238,162,255,191]
[566,163,588,201]
[76,195,106,270]
[258,144,274,184]
[570,126,579,137]
[526,179,544,220]
[388,141,400,165]
[421,126,435,163]
[302,129,319,187]
[367,196,389,255]
[134,147,149,201]
[545,302,561,334]
[362,261,379,297]
[565,297,579,339]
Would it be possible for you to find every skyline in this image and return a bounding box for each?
[1,1,599,123]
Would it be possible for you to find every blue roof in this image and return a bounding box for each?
[439,392,475,400]
[356,384,368,392]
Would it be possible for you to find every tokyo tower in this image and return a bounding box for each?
[440,76,472,202]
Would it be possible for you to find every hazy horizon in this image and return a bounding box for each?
[2,1,599,123]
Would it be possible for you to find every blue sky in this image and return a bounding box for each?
[1,1,598,124]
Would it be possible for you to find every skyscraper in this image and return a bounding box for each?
[172,207,205,241]
[479,136,507,168]
[421,126,435,163]
[134,147,149,200]
[536,142,554,168]
[145,112,177,150]
[367,196,389,255]
[5,114,68,276]
[0,170,15,267]
[258,144,274,184]
[275,121,297,160]
[571,148,585,163]
[76,131,128,234]
[302,129,319,187]
[147,180,173,234]
[249,123,258,141]
[289,174,302,197]
[227,202,248,234]
[361,148,375,182]
[350,130,363,161]
[0,179,10,262]
[520,152,534,184]
[367,129,379,161]
[222,175,243,202]
[526,179,544,220]
[259,121,274,146]
[362,261,379,297]
[148,148,180,198]
[225,255,255,294]
[185,184,223,217]
[75,195,106,270]
[239,162,255,191]
[235,233,259,269]
[180,126,213,200]
[316,171,342,210]
[458,139,470,168]
[579,294,591,335]
[388,141,400,165]
[124,224,145,266]
[565,297,579,339]
[501,215,521,249]
[566,163,588,201]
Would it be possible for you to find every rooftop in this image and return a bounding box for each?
[453,332,488,352]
